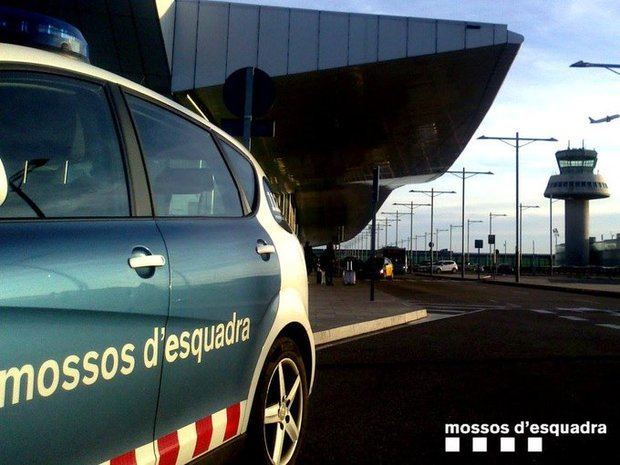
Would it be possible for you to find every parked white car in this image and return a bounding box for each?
[434,260,459,273]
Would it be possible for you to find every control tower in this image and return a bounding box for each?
[544,148,610,265]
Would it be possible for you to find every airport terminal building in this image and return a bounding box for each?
[6,0,524,244]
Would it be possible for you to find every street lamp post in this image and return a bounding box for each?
[375,225,384,249]
[519,203,540,270]
[379,217,400,247]
[447,169,493,278]
[478,133,557,282]
[415,234,424,265]
[449,224,463,260]
[570,61,620,76]
[381,212,404,247]
[410,188,456,276]
[467,219,483,268]
[549,195,560,275]
[393,202,431,271]
[435,228,448,261]
[489,212,507,268]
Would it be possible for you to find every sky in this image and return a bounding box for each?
[233,0,620,253]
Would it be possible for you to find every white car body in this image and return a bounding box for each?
[0,42,314,465]
[434,260,459,273]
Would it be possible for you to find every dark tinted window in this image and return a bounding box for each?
[220,140,257,210]
[127,96,242,217]
[0,72,129,218]
[263,178,292,233]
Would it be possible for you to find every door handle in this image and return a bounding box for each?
[256,243,276,255]
[129,254,166,269]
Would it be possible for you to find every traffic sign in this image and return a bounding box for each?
[474,239,483,249]
[488,234,495,245]
[223,67,275,118]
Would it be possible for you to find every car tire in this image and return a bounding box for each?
[452,268,457,273]
[244,337,308,465]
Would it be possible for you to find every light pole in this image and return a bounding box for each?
[380,217,400,247]
[410,188,456,276]
[489,212,507,268]
[435,228,448,261]
[449,224,462,259]
[570,60,620,76]
[467,219,483,267]
[478,133,557,282]
[447,169,493,278]
[375,224,384,248]
[519,204,539,270]
[393,202,431,271]
[549,195,560,275]
[415,234,424,265]
[381,212,403,247]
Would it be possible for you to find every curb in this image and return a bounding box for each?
[416,272,620,298]
[313,309,428,346]
[481,278,620,298]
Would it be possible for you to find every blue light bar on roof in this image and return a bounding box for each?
[0,6,89,62]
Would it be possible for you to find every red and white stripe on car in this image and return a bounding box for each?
[99,400,247,465]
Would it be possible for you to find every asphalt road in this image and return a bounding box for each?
[298,278,620,464]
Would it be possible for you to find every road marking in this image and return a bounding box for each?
[558,316,589,322]
[418,303,506,316]
[316,309,489,349]
[411,302,506,310]
[596,324,620,330]
[426,309,466,315]
[313,309,427,346]
[556,307,619,315]
[530,309,555,314]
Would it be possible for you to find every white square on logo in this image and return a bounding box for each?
[445,437,460,452]
[528,437,543,452]
[472,437,487,452]
[500,437,516,452]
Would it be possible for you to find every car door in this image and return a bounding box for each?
[125,94,280,461]
[0,71,169,465]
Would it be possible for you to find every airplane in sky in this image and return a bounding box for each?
[589,114,619,124]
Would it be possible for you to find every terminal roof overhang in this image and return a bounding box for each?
[6,1,522,245]
[161,1,523,244]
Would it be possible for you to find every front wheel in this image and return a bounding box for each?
[245,337,308,465]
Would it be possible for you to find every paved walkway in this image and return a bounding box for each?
[308,278,425,332]
[418,272,620,297]
[491,274,620,294]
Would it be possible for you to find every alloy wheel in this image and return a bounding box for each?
[263,358,304,465]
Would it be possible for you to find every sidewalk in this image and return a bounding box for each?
[418,272,620,297]
[488,274,620,295]
[308,279,427,344]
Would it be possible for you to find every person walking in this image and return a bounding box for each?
[303,241,315,275]
[322,241,336,286]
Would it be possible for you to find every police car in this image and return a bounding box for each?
[0,7,314,465]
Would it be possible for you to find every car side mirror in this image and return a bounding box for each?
[0,157,7,206]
